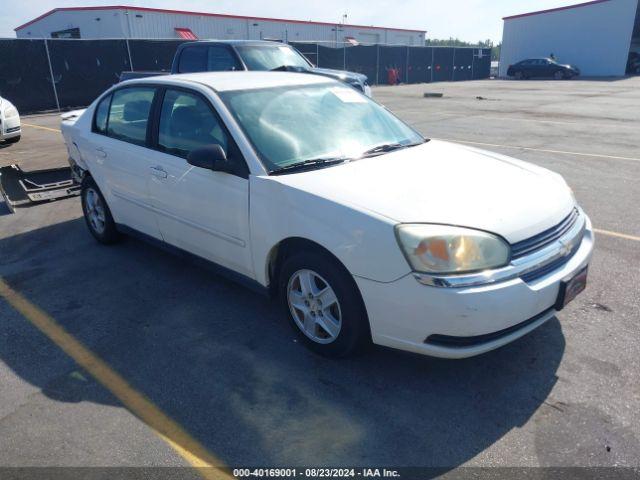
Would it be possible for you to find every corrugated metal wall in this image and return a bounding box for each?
[500,0,639,77]
[16,9,425,46]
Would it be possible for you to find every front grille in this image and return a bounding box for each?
[425,307,555,348]
[520,244,579,283]
[511,208,580,259]
[5,126,20,133]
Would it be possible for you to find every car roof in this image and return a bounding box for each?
[181,40,292,47]
[122,71,335,92]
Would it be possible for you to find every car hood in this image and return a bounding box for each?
[310,67,367,83]
[271,140,575,244]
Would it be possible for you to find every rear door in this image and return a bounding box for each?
[540,59,556,77]
[146,86,253,277]
[86,86,162,239]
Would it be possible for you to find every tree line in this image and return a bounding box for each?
[425,38,501,61]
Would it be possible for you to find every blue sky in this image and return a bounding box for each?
[1,0,584,41]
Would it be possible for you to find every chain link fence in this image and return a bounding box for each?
[0,38,491,114]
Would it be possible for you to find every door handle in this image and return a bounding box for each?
[95,147,107,158]
[150,166,168,179]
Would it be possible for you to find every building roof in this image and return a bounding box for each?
[503,0,613,20]
[15,5,426,34]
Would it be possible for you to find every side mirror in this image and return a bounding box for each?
[187,145,228,172]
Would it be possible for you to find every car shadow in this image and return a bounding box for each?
[0,216,565,469]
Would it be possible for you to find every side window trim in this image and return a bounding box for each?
[92,92,113,135]
[150,85,249,179]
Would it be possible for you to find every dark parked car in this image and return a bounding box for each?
[170,40,371,96]
[117,40,371,96]
[507,58,580,80]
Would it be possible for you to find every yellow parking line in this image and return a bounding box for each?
[594,228,640,242]
[21,122,61,133]
[0,277,230,480]
[433,137,640,162]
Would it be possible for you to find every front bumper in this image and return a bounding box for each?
[355,216,594,359]
[0,124,21,141]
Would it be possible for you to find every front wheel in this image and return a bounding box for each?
[554,70,565,80]
[280,252,370,357]
[81,177,120,244]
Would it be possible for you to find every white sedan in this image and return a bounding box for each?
[61,72,593,358]
[0,96,21,144]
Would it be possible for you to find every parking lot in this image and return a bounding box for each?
[1,78,639,475]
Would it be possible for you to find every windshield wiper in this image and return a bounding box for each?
[359,140,428,158]
[270,157,349,175]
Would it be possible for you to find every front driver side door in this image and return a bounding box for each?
[146,87,253,278]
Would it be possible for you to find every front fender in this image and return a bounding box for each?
[249,176,410,286]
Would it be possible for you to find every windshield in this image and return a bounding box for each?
[235,45,311,71]
[220,83,425,172]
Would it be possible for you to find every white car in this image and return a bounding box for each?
[61,72,593,359]
[0,96,21,144]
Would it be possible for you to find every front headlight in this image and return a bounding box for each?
[395,224,511,274]
[4,106,18,118]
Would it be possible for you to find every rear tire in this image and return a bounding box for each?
[514,71,524,80]
[279,251,370,357]
[81,176,120,244]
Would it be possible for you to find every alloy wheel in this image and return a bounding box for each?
[287,269,342,344]
[85,188,106,235]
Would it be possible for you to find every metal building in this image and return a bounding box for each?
[499,0,640,77]
[14,6,426,47]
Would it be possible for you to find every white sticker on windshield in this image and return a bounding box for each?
[330,87,367,103]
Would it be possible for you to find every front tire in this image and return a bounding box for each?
[279,251,370,357]
[81,177,120,244]
[554,70,565,80]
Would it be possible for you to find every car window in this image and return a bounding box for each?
[178,46,208,73]
[93,94,111,134]
[107,87,155,146]
[235,45,310,71]
[158,89,229,158]
[207,46,240,71]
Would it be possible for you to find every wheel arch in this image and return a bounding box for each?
[266,237,359,299]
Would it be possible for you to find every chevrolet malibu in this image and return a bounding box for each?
[61,72,593,358]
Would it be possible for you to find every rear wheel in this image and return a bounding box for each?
[81,177,120,244]
[514,71,524,80]
[279,251,370,357]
